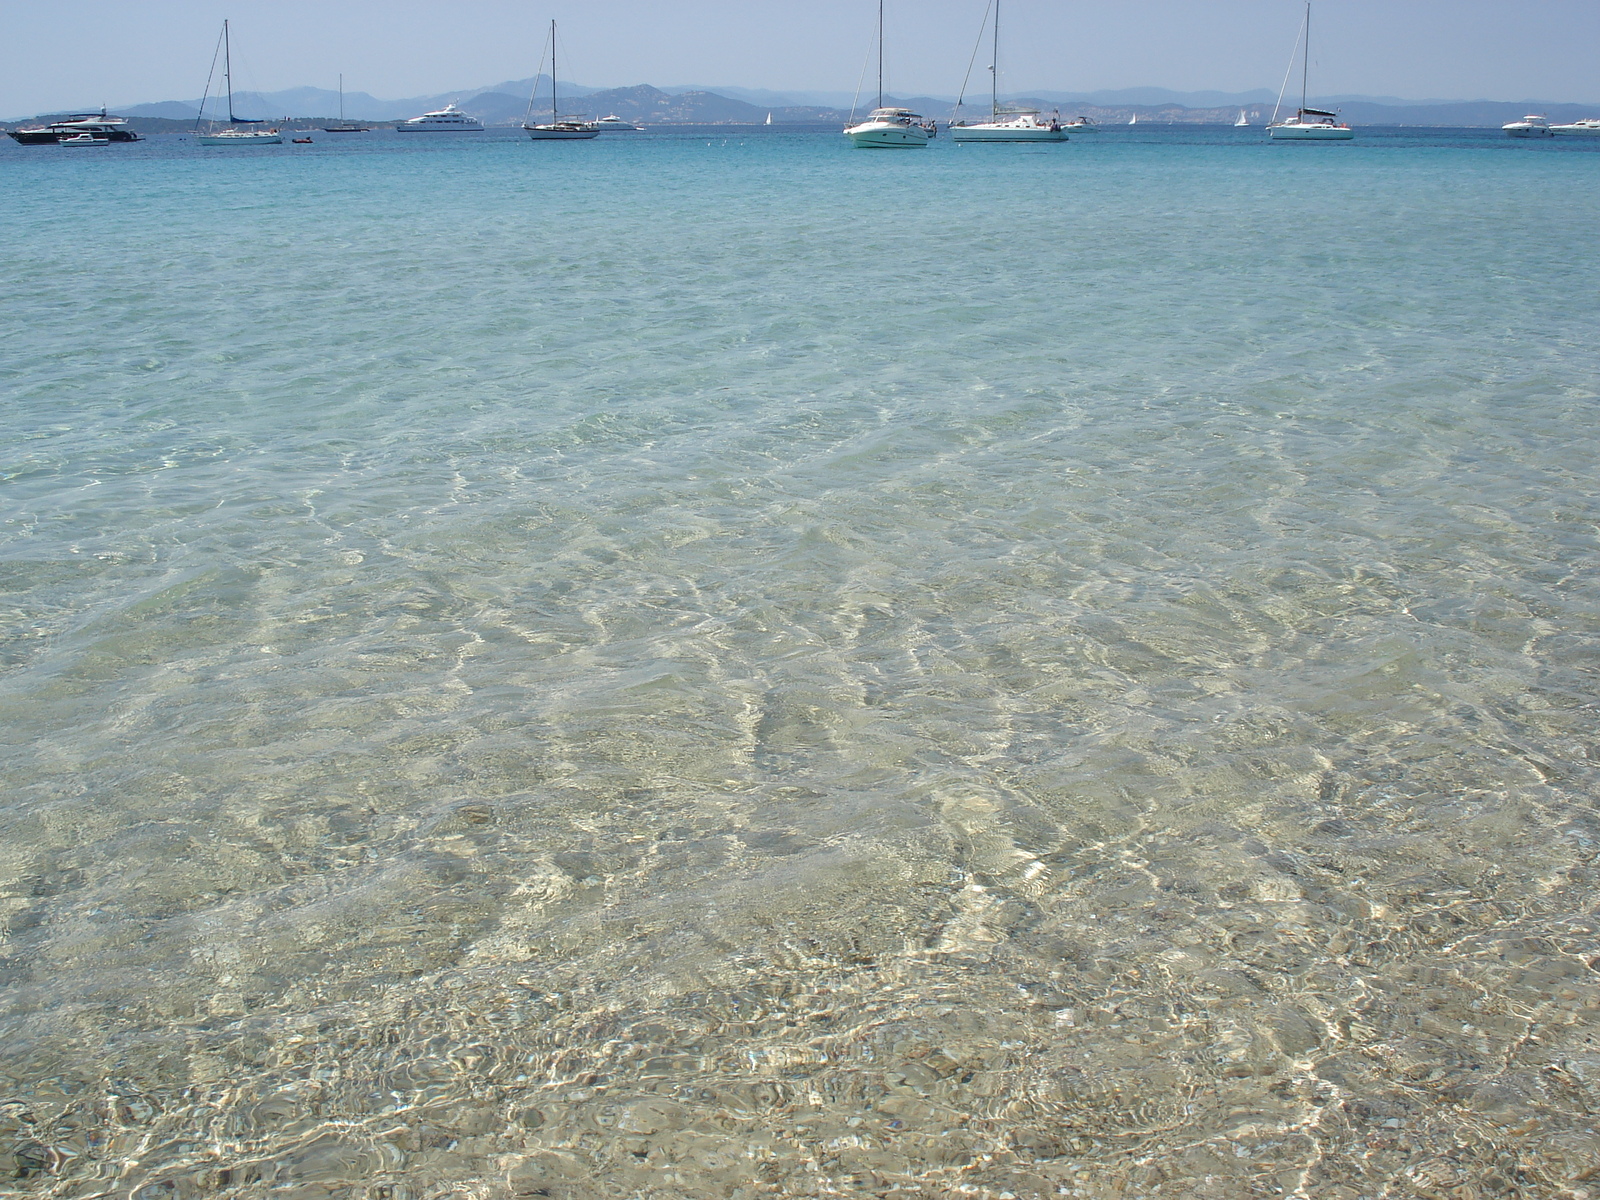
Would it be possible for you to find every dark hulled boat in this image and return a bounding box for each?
[322,74,370,133]
[8,110,141,145]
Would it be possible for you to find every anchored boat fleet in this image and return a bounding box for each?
[8,2,1596,151]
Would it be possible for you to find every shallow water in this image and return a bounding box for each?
[2,125,1600,1198]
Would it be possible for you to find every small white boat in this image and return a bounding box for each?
[847,107,933,147]
[1235,109,1249,127]
[1551,117,1600,136]
[58,132,110,147]
[845,2,933,147]
[523,21,599,140]
[194,22,283,145]
[593,115,641,131]
[398,103,484,132]
[1269,109,1353,140]
[1128,113,1138,126]
[952,110,1065,142]
[1063,116,1098,132]
[1267,3,1354,141]
[1503,114,1554,138]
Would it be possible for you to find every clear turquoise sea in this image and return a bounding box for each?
[3,126,1600,1197]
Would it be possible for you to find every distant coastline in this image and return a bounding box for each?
[8,79,1599,130]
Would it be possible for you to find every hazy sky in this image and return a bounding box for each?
[4,0,1598,115]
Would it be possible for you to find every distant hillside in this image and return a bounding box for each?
[12,82,1600,129]
[524,84,838,126]
[112,76,596,123]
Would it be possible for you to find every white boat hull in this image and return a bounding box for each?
[951,124,1066,142]
[197,131,283,145]
[525,126,599,140]
[845,121,930,148]
[1268,123,1354,140]
[1552,122,1600,136]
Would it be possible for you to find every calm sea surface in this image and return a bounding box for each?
[3,126,1600,1198]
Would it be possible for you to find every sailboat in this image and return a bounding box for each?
[1128,113,1138,125]
[765,113,773,125]
[1235,109,1249,127]
[1267,2,1353,140]
[195,21,282,145]
[950,0,1065,142]
[323,75,369,133]
[524,21,598,140]
[844,1,933,147]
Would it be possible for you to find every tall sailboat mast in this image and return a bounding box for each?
[876,0,884,110]
[224,20,235,123]
[338,73,344,123]
[1300,1,1310,116]
[991,0,999,120]
[551,20,559,122]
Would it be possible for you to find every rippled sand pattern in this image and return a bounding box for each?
[3,130,1600,1198]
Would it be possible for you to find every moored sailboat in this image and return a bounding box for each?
[949,0,1065,142]
[524,21,599,140]
[194,21,283,146]
[1267,2,1353,140]
[323,75,370,132]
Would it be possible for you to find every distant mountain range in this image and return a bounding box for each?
[8,80,1598,128]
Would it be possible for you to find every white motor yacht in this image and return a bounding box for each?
[847,107,933,147]
[8,111,140,145]
[1267,4,1354,141]
[1551,118,1600,136]
[59,133,110,147]
[1063,117,1098,132]
[593,115,641,131]
[397,104,484,132]
[1503,114,1554,138]
[844,2,931,147]
[952,110,1065,142]
[949,0,1066,143]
